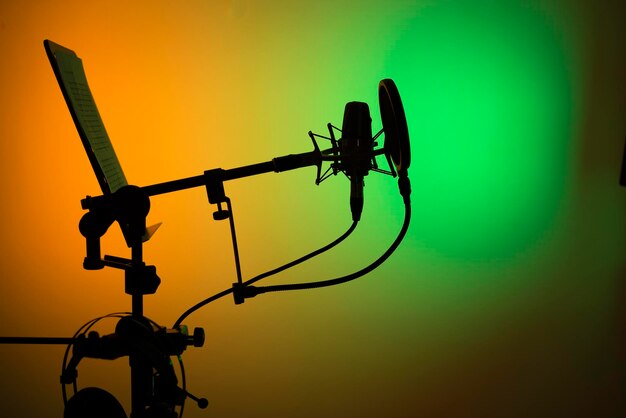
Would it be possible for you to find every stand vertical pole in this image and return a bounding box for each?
[129,242,150,418]
[131,243,144,319]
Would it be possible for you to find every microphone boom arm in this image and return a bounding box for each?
[146,150,321,198]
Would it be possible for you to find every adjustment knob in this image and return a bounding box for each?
[187,327,205,348]
[213,210,230,220]
[212,202,230,220]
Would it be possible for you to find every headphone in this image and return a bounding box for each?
[61,313,205,418]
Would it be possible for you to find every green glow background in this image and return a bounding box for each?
[0,1,625,417]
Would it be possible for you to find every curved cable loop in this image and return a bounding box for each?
[250,198,410,295]
[174,174,411,324]
[244,220,358,287]
[173,288,233,329]
[173,220,358,328]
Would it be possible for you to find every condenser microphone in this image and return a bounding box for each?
[340,101,373,222]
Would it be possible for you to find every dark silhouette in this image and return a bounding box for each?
[0,40,411,418]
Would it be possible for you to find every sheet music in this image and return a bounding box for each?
[55,51,127,193]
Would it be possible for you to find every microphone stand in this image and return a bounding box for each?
[0,146,325,418]
[1,73,410,417]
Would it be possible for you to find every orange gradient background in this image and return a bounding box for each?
[1,1,625,418]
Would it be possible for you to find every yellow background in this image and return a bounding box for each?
[0,1,625,417]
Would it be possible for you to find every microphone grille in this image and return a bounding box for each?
[341,102,373,176]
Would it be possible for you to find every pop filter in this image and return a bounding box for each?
[379,79,410,176]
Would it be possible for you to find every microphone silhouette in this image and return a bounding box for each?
[340,101,373,222]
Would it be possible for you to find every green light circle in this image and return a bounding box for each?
[385,2,575,260]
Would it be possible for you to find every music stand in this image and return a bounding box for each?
[44,40,127,194]
[44,40,161,247]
